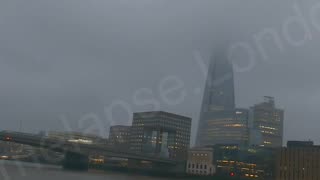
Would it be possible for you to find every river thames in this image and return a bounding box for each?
[0,161,171,180]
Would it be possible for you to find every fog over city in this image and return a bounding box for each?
[1,0,320,145]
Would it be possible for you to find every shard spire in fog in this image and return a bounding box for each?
[196,50,247,146]
[200,51,235,112]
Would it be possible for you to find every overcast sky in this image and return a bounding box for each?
[1,0,320,145]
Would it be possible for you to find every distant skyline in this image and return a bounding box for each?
[1,0,320,145]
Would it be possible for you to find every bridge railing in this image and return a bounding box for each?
[0,131,177,164]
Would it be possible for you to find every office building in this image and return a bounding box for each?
[196,51,249,146]
[214,144,276,179]
[130,111,191,161]
[276,141,320,180]
[233,108,250,146]
[109,125,131,150]
[249,96,284,148]
[186,147,216,176]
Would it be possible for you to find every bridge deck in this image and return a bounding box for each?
[0,131,176,165]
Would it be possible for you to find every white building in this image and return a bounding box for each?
[186,147,216,176]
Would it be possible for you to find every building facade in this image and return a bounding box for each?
[276,141,320,180]
[186,147,216,176]
[233,108,250,146]
[196,51,249,146]
[249,96,284,148]
[130,111,191,161]
[109,125,131,150]
[214,144,276,179]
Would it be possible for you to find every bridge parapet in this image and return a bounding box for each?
[0,131,177,165]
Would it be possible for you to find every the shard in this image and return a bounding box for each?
[196,51,249,146]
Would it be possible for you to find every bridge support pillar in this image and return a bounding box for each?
[63,152,89,171]
[151,162,186,175]
[127,159,141,169]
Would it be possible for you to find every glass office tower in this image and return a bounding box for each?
[196,52,248,146]
[249,96,284,148]
[130,111,192,161]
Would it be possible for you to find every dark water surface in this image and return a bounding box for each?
[0,161,171,180]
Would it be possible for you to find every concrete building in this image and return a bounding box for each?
[249,96,284,148]
[186,147,216,176]
[109,125,131,150]
[130,111,191,161]
[276,141,320,180]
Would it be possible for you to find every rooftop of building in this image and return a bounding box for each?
[133,111,192,120]
[251,96,284,111]
[110,125,131,129]
[287,141,314,148]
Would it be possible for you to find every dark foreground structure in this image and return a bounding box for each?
[63,151,89,171]
[0,131,179,173]
[276,141,320,180]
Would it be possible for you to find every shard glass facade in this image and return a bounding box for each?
[196,52,248,146]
